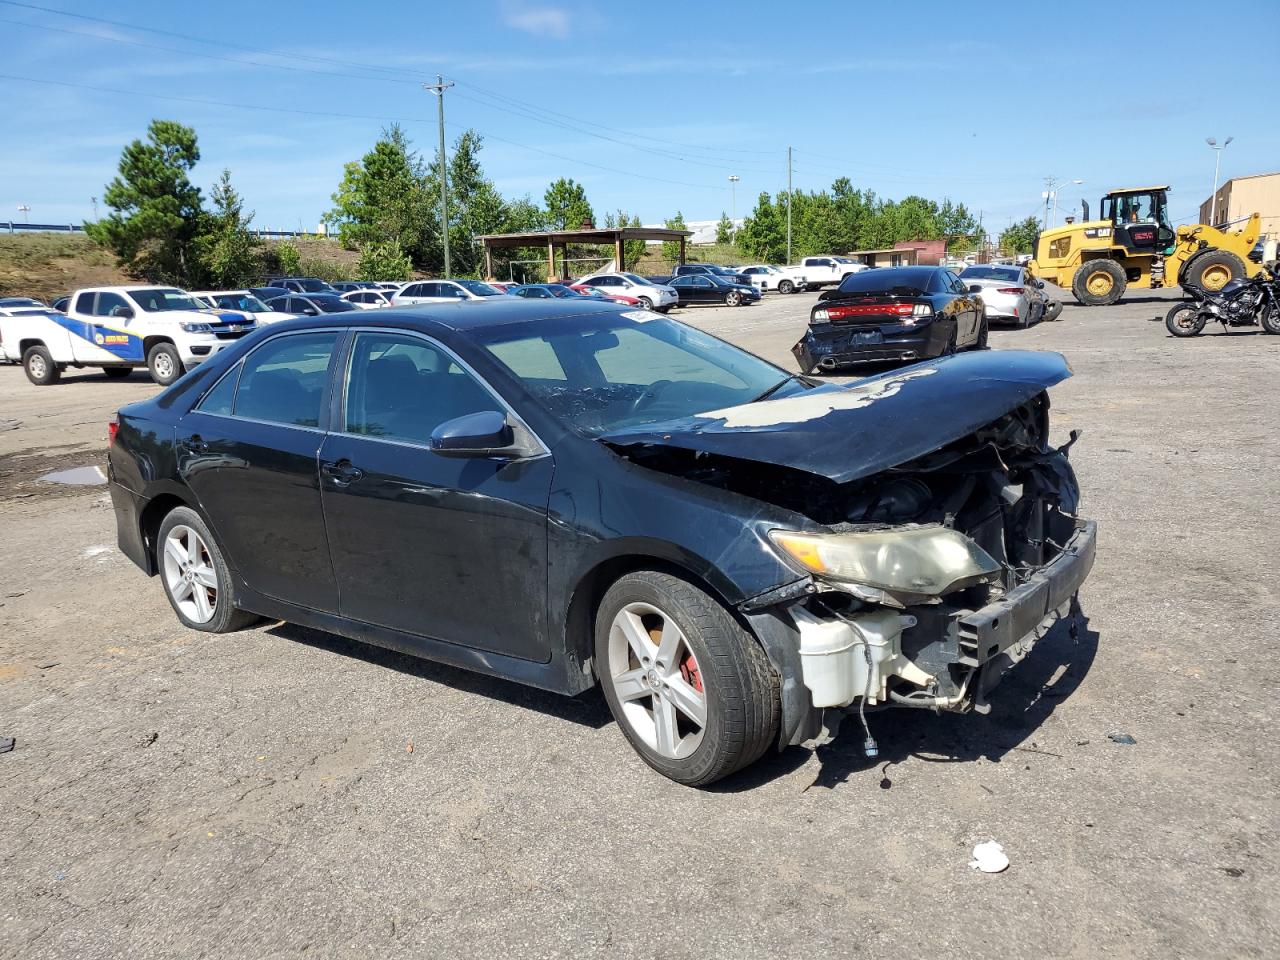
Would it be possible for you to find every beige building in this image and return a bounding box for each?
[1199,171,1280,236]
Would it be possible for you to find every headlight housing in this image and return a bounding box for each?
[180,322,214,333]
[769,525,1000,596]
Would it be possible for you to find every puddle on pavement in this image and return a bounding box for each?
[39,465,106,485]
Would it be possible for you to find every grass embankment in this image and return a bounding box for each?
[0,233,362,301]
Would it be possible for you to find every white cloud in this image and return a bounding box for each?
[500,2,572,39]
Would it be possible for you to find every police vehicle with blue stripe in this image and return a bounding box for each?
[0,286,256,386]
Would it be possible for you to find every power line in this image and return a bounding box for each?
[0,71,723,192]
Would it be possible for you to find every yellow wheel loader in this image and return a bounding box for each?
[1028,186,1261,306]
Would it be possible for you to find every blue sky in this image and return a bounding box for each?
[2,0,1277,238]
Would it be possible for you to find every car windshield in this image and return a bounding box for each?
[456,280,504,297]
[961,267,1021,282]
[476,313,797,436]
[294,279,330,292]
[834,268,935,296]
[619,273,655,286]
[131,288,206,312]
[213,294,270,312]
[544,284,579,298]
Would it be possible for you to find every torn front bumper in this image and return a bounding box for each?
[963,518,1097,711]
[792,320,951,373]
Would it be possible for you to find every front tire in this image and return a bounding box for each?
[778,280,795,294]
[157,506,259,633]
[1166,303,1206,337]
[1044,299,1063,322]
[636,296,654,310]
[147,342,184,386]
[1261,303,1280,335]
[973,316,989,350]
[595,570,779,787]
[22,345,60,385]
[724,291,742,307]
[1071,260,1127,306]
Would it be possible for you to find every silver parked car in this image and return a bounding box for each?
[958,265,1056,327]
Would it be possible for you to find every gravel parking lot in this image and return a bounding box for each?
[2,288,1278,959]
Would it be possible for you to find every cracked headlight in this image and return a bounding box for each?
[769,524,1000,595]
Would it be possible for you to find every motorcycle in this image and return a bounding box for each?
[1166,261,1280,337]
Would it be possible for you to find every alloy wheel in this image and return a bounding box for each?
[162,524,219,623]
[608,601,707,760]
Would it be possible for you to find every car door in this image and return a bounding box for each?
[318,330,553,661]
[178,330,344,612]
[947,272,979,343]
[690,276,716,303]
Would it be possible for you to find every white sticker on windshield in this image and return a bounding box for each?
[620,310,655,323]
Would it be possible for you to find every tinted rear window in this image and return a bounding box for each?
[961,267,1021,282]
[835,268,937,296]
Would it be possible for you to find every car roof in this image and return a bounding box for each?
[252,297,631,335]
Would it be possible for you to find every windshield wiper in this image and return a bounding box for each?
[751,374,804,403]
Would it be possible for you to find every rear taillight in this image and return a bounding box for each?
[996,287,1024,295]
[108,416,119,447]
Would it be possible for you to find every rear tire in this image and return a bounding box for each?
[102,366,131,379]
[595,570,779,787]
[1165,303,1206,337]
[1183,250,1245,293]
[147,342,184,386]
[156,506,260,633]
[778,280,795,294]
[22,345,60,385]
[1071,260,1127,306]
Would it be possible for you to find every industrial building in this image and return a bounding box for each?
[1199,171,1280,235]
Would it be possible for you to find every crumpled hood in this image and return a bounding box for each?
[600,350,1072,484]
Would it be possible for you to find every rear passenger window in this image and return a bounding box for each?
[234,332,339,427]
[343,333,500,446]
[197,363,240,416]
[75,292,95,314]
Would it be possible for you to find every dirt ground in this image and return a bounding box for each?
[1,289,1278,959]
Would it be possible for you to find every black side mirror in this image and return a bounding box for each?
[968,284,983,294]
[430,410,519,459]
[111,305,135,319]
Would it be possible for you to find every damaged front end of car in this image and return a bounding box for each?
[601,351,1096,749]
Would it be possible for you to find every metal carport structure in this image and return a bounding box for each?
[474,226,694,282]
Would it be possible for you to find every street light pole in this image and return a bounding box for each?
[786,147,793,264]
[1044,178,1084,228]
[1206,136,1233,226]
[17,204,30,225]
[424,75,455,276]
[728,175,739,242]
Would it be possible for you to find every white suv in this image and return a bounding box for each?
[577,273,677,312]
[391,279,509,306]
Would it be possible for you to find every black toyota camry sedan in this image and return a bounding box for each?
[108,299,1095,786]
[793,266,987,373]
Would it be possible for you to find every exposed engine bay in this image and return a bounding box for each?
[609,392,1095,731]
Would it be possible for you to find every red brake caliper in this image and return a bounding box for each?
[680,653,703,693]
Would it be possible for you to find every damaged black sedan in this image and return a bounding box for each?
[109,299,1095,786]
[794,266,987,373]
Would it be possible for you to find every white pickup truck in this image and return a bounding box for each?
[737,264,808,294]
[0,285,255,386]
[791,256,870,288]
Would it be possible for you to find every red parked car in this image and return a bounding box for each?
[570,283,642,306]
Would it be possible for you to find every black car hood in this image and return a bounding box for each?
[599,350,1071,484]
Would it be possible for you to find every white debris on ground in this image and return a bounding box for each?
[969,840,1010,873]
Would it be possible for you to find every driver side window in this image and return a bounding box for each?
[343,333,500,446]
